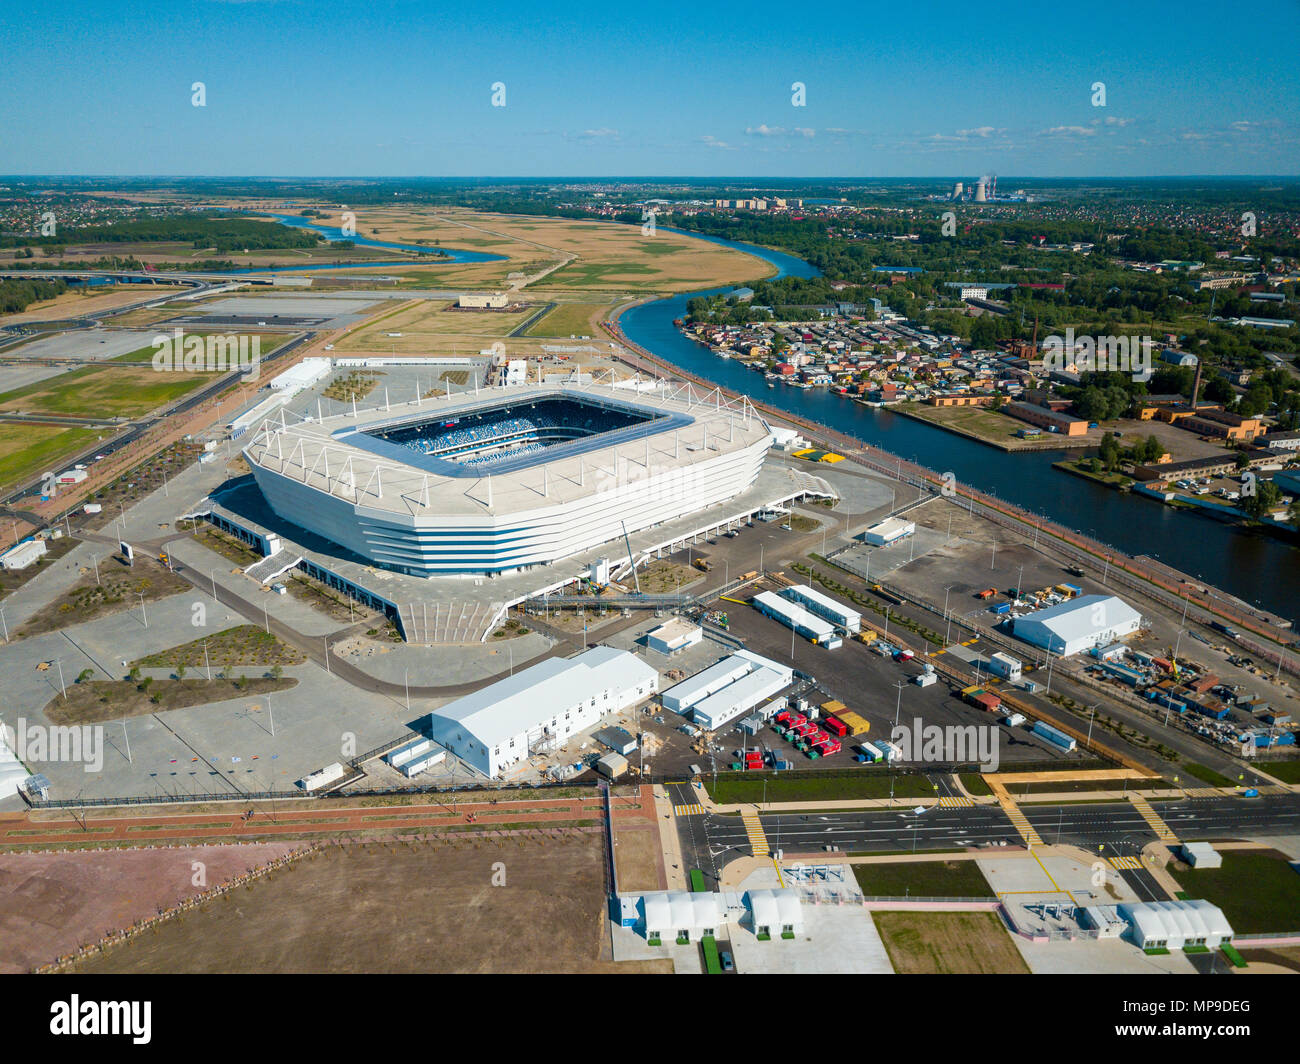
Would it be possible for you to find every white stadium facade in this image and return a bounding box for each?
[242,379,773,576]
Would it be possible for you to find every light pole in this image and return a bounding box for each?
[90,553,100,586]
[1085,703,1098,749]
[137,592,148,628]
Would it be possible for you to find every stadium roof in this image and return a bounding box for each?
[243,378,771,518]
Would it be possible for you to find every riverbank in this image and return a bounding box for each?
[893,403,1096,453]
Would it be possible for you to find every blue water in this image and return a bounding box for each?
[229,214,507,269]
[618,233,1299,621]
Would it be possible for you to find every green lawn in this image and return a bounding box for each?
[852,859,995,898]
[0,422,101,491]
[1263,760,1300,784]
[523,301,607,337]
[959,773,992,796]
[0,365,217,419]
[1169,852,1300,934]
[1179,761,1235,788]
[705,772,935,804]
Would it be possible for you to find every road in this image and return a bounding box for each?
[668,783,1300,888]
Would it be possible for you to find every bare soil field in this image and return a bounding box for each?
[71,836,672,973]
[0,842,302,973]
[611,822,664,893]
[874,911,1030,974]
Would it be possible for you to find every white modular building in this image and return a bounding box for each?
[662,650,794,728]
[386,735,446,777]
[1181,842,1223,869]
[662,655,753,714]
[1,539,48,571]
[269,357,332,392]
[863,517,915,546]
[692,662,794,732]
[780,584,861,633]
[1011,594,1142,656]
[424,646,658,778]
[752,590,839,647]
[1118,900,1234,950]
[987,652,1023,682]
[646,618,703,656]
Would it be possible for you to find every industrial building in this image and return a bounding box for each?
[1117,900,1234,951]
[1,538,48,571]
[987,652,1022,682]
[269,357,332,391]
[780,584,861,633]
[385,735,446,778]
[863,517,915,547]
[423,646,658,778]
[242,380,774,576]
[645,617,703,656]
[752,590,840,648]
[593,726,638,755]
[1012,594,1142,656]
[662,650,794,731]
[458,292,509,309]
[1181,842,1223,869]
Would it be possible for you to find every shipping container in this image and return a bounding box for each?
[822,715,849,737]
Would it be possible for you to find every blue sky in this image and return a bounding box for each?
[3,0,1299,177]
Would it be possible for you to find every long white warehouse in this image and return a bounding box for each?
[424,645,658,777]
[1012,594,1142,656]
[692,660,794,731]
[780,584,861,633]
[752,590,840,647]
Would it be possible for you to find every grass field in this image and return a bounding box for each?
[338,298,536,353]
[0,422,102,490]
[523,301,609,337]
[133,625,307,669]
[851,860,996,898]
[1262,760,1300,784]
[705,772,935,804]
[1169,851,1300,933]
[1180,761,1236,787]
[108,332,288,364]
[0,364,217,419]
[874,911,1029,974]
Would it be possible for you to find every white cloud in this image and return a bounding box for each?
[1040,125,1097,137]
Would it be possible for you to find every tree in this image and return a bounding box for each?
[175,663,187,683]
[1241,480,1282,521]
[76,668,94,684]
[269,664,283,681]
[1098,433,1121,471]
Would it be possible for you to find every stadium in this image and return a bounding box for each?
[242,378,774,576]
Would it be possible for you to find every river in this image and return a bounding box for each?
[248,215,1299,620]
[617,233,1300,623]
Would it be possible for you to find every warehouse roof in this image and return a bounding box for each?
[1015,594,1141,643]
[428,646,656,750]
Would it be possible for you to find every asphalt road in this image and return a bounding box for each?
[670,785,1300,886]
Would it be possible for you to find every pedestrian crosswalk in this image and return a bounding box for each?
[997,795,1043,847]
[1107,855,1144,870]
[1181,787,1223,800]
[742,811,770,858]
[673,803,705,817]
[1129,794,1179,843]
[938,797,974,808]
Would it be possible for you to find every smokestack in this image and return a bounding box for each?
[1191,359,1203,407]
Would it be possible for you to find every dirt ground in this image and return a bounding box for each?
[70,835,672,974]
[0,842,302,973]
[873,910,1030,974]
[611,823,664,893]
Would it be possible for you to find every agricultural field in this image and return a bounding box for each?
[874,911,1030,974]
[71,835,672,974]
[0,422,102,492]
[0,364,218,419]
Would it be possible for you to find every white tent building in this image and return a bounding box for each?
[746,889,804,939]
[424,645,658,777]
[1118,900,1234,950]
[1012,594,1142,656]
[639,891,723,943]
